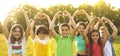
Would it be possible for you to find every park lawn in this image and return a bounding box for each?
[0,33,120,56]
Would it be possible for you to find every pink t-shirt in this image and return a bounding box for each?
[87,43,101,56]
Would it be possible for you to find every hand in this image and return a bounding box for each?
[41,13,49,18]
[73,10,80,16]
[55,11,63,17]
[101,17,108,23]
[79,10,86,14]
[97,17,103,23]
[34,13,41,20]
[63,10,71,17]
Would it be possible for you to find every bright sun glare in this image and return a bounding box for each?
[0,0,120,24]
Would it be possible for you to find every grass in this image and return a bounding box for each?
[0,34,120,56]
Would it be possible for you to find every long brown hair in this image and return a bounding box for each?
[89,29,103,56]
[10,24,25,44]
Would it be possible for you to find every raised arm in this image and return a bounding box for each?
[72,10,80,25]
[94,21,99,30]
[98,18,109,46]
[105,18,118,39]
[64,10,76,37]
[3,10,13,40]
[21,8,30,41]
[41,13,51,26]
[30,13,42,39]
[84,18,96,44]
[80,10,92,22]
[50,11,62,37]
[30,19,36,39]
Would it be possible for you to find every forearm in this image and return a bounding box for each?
[22,12,30,27]
[94,22,99,30]
[85,12,92,22]
[30,20,35,39]
[108,19,118,37]
[3,12,11,39]
[108,20,118,32]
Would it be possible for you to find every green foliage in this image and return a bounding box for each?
[0,22,3,33]
[2,0,120,33]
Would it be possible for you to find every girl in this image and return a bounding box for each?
[75,22,87,56]
[94,17,118,56]
[3,8,30,56]
[72,10,92,56]
[84,17,109,56]
[30,13,51,56]
[50,10,76,56]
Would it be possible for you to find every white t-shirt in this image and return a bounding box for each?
[104,36,116,56]
[33,36,50,44]
[104,40,112,56]
[8,37,26,56]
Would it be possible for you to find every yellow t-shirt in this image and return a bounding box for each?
[33,37,51,56]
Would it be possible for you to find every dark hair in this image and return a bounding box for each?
[35,25,49,35]
[10,24,24,44]
[89,29,103,56]
[76,22,86,36]
[59,23,70,30]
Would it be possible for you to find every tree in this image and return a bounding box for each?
[0,22,3,33]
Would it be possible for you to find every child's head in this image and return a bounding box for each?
[10,24,24,44]
[35,25,49,38]
[89,29,101,43]
[76,22,86,35]
[99,26,105,38]
[59,23,70,37]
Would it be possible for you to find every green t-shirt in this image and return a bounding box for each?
[55,34,74,56]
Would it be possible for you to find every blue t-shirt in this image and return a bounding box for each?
[75,35,86,51]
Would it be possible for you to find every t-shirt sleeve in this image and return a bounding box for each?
[54,34,60,41]
[108,35,114,43]
[69,35,75,42]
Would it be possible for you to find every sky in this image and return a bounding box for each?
[0,0,120,23]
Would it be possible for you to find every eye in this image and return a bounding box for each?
[14,31,21,33]
[96,35,99,36]
[61,29,64,31]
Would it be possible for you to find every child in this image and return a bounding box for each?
[75,22,87,56]
[30,13,51,56]
[95,17,118,56]
[50,10,76,56]
[72,10,92,56]
[84,17,109,56]
[2,8,30,56]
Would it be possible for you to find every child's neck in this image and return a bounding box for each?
[61,36,67,38]
[15,38,19,41]
[39,37,45,40]
[93,41,98,44]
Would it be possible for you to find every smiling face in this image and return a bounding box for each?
[12,27,22,39]
[77,25,85,35]
[60,26,70,37]
[91,32,99,42]
[77,22,86,35]
[59,23,70,37]
[11,24,24,40]
[36,25,49,39]
[99,26,106,39]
